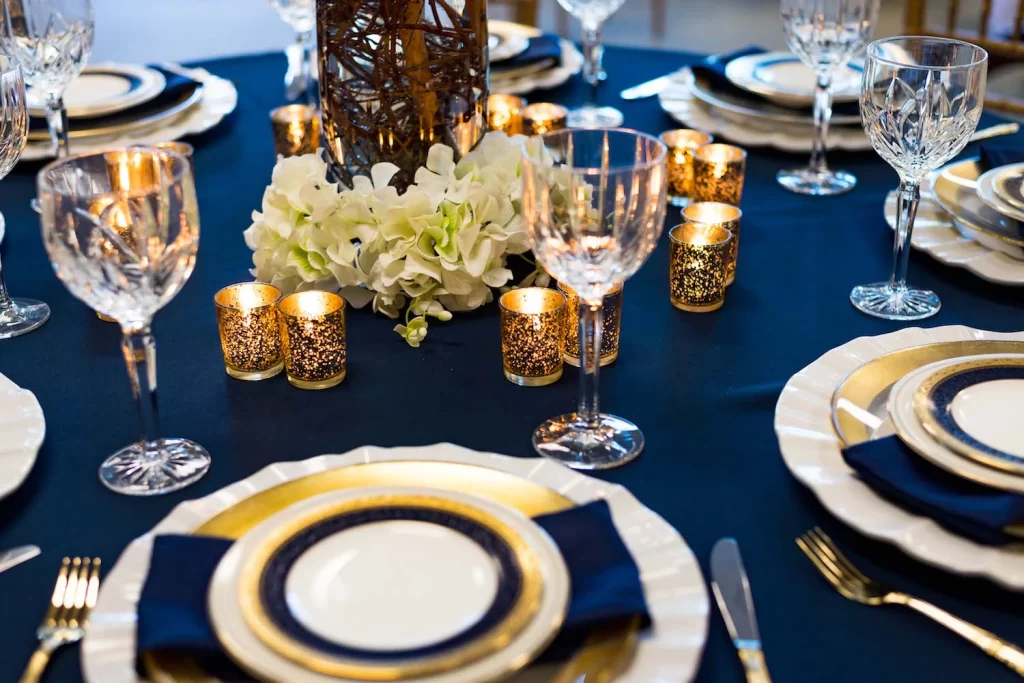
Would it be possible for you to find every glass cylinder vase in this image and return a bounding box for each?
[318,0,489,190]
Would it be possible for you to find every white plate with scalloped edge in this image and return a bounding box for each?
[0,371,44,500]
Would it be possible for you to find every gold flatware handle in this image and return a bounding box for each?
[19,647,52,683]
[904,596,1024,675]
[969,122,1020,143]
[738,647,772,683]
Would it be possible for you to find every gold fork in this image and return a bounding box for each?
[20,557,102,683]
[797,528,1024,676]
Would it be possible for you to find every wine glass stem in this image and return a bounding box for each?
[809,72,833,174]
[0,251,16,319]
[121,325,162,450]
[889,179,920,292]
[298,29,317,106]
[577,302,603,428]
[44,95,70,158]
[581,25,604,106]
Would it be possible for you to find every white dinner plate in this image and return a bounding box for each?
[490,41,583,96]
[83,444,710,683]
[932,158,1024,259]
[27,63,166,119]
[209,485,570,682]
[658,69,870,152]
[775,326,1024,590]
[978,164,1024,223]
[488,21,531,63]
[0,371,45,501]
[724,51,861,108]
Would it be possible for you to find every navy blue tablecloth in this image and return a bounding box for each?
[1,47,1024,683]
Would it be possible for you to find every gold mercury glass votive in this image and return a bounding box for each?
[270,104,321,158]
[279,291,347,390]
[214,283,284,381]
[499,288,567,387]
[152,141,195,174]
[522,103,568,135]
[683,202,743,286]
[557,281,623,368]
[660,129,713,207]
[692,143,747,205]
[487,94,527,135]
[669,224,732,313]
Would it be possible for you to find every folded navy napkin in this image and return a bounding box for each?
[979,145,1024,172]
[690,45,861,118]
[491,33,562,74]
[29,66,201,134]
[843,436,1024,546]
[136,499,650,678]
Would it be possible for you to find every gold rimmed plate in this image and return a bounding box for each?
[208,485,571,683]
[932,158,1024,258]
[978,163,1024,222]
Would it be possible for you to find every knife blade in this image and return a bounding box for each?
[711,538,772,683]
[620,75,674,101]
[0,545,40,575]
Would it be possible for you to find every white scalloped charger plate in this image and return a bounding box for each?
[658,68,871,153]
[491,39,583,96]
[82,444,710,683]
[21,64,238,162]
[883,173,1024,286]
[775,326,1024,590]
[0,371,45,500]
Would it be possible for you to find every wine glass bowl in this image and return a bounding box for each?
[270,0,316,103]
[521,128,667,469]
[552,0,627,128]
[852,36,987,321]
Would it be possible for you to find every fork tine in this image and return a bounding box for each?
[797,534,865,601]
[57,558,81,627]
[43,558,70,627]
[796,536,846,591]
[809,527,872,584]
[81,558,101,626]
[67,558,91,628]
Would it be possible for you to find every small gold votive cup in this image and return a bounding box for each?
[522,103,568,135]
[278,291,347,390]
[499,288,567,386]
[487,94,527,135]
[692,143,747,205]
[669,224,732,313]
[214,283,285,381]
[660,129,713,208]
[270,104,320,158]
[152,141,195,175]
[557,281,623,367]
[682,202,742,286]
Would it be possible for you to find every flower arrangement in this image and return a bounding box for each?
[244,132,548,346]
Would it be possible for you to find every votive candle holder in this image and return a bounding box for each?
[499,287,567,386]
[153,141,195,175]
[660,129,713,207]
[214,283,285,380]
[557,281,623,367]
[522,103,568,135]
[669,224,732,312]
[487,94,527,135]
[692,143,747,205]
[278,291,347,390]
[270,104,320,158]
[682,202,742,286]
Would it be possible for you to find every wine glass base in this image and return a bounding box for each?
[567,105,624,129]
[99,438,211,496]
[0,299,51,339]
[777,168,857,196]
[532,413,644,470]
[850,282,941,321]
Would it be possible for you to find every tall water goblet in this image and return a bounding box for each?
[852,37,987,320]
[2,0,94,157]
[0,55,49,339]
[521,128,667,469]
[37,148,211,495]
[270,0,316,104]
[553,0,626,128]
[777,0,878,195]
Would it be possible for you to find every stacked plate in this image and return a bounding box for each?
[83,444,710,683]
[775,325,1024,590]
[488,20,583,95]
[883,158,1024,285]
[0,371,44,501]
[22,62,238,162]
[658,51,870,152]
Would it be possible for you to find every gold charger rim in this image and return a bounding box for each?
[932,158,1024,248]
[235,491,547,681]
[993,166,1024,212]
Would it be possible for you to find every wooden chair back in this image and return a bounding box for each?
[490,0,540,27]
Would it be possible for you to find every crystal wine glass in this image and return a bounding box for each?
[777,0,878,195]
[553,0,627,128]
[0,54,49,339]
[2,0,94,157]
[36,148,211,495]
[521,128,667,469]
[270,0,317,104]
[852,37,987,320]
